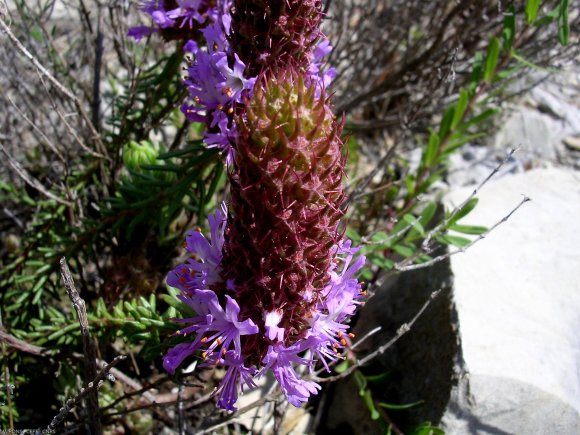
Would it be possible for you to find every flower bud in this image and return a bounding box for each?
[123,140,158,173]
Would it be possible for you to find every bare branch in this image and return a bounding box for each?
[0,329,50,356]
[396,195,530,272]
[47,355,126,432]
[0,15,109,158]
[59,257,101,434]
[390,148,528,274]
[311,289,441,383]
[0,143,73,206]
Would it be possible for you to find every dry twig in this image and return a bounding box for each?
[312,289,441,383]
[59,257,101,434]
[47,355,126,432]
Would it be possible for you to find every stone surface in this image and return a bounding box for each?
[444,375,580,435]
[441,167,580,433]
[564,135,580,152]
[449,64,580,187]
[490,106,567,162]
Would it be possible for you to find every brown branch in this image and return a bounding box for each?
[59,257,101,434]
[395,195,530,272]
[0,329,50,356]
[0,328,158,407]
[47,355,126,432]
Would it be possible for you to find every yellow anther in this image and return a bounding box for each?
[222,348,227,355]
[340,338,347,346]
[348,333,355,338]
[202,351,208,359]
[201,337,208,343]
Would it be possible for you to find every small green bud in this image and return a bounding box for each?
[123,140,158,173]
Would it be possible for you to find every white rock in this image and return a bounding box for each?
[491,106,567,162]
[441,167,580,433]
[447,144,524,187]
[530,87,580,132]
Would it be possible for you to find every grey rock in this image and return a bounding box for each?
[443,375,580,435]
[530,87,580,132]
[491,106,566,162]
[447,144,524,188]
[442,167,580,433]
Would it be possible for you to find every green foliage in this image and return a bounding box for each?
[558,0,570,45]
[0,35,222,426]
[483,37,501,83]
[525,0,541,24]
[347,365,440,434]
[346,2,567,276]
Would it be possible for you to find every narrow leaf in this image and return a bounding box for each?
[443,132,487,156]
[458,108,500,132]
[503,5,516,49]
[525,0,541,24]
[393,244,414,257]
[437,234,471,248]
[424,130,440,167]
[419,202,437,226]
[438,107,455,140]
[468,52,483,95]
[451,89,470,130]
[484,37,501,83]
[449,224,487,235]
[448,197,479,225]
[378,400,424,410]
[558,0,569,45]
[362,390,380,420]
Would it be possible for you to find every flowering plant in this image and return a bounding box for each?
[131,0,365,410]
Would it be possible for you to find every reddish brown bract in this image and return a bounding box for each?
[230,0,324,75]
[219,70,345,361]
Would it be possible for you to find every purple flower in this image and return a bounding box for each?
[127,25,156,41]
[263,310,285,342]
[128,0,215,39]
[202,21,229,54]
[166,0,206,28]
[308,39,337,93]
[181,18,256,162]
[321,240,366,323]
[163,290,259,373]
[158,1,367,413]
[166,203,227,291]
[216,53,257,104]
[261,342,321,407]
[303,240,366,371]
[214,351,257,411]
